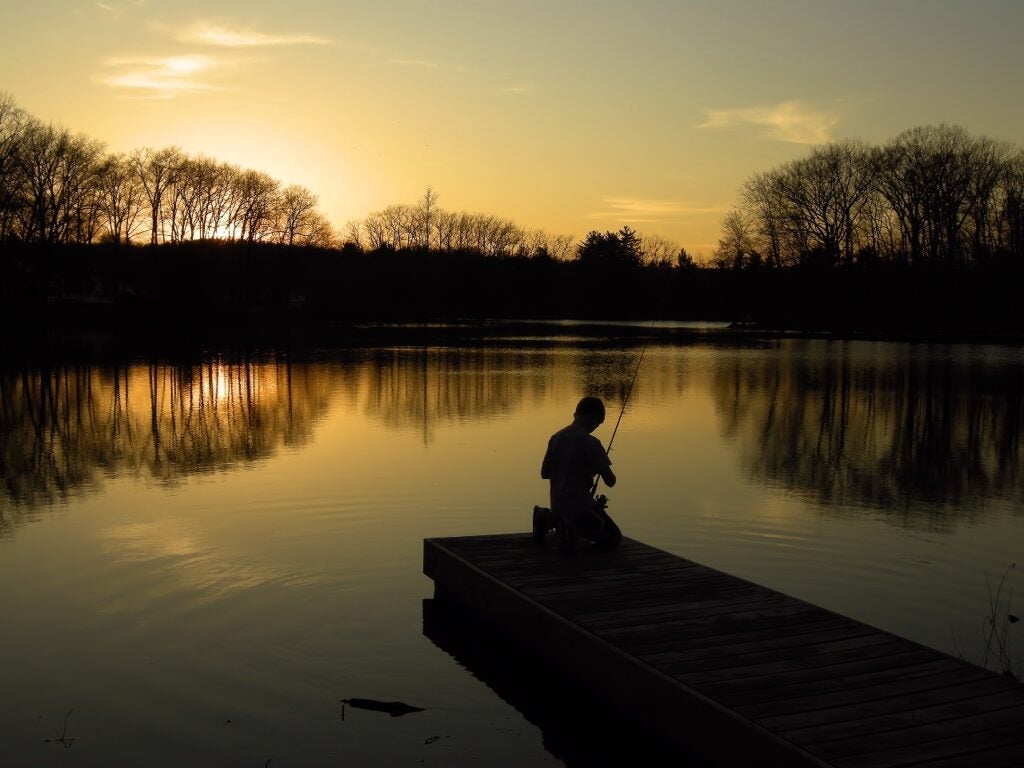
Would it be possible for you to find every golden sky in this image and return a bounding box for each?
[3,0,1022,255]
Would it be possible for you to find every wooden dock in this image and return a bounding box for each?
[423,533,1024,768]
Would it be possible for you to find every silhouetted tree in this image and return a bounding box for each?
[876,125,1014,267]
[132,146,182,245]
[676,246,696,270]
[995,152,1024,261]
[576,226,642,266]
[94,153,145,244]
[641,233,679,266]
[0,92,29,241]
[16,120,103,243]
[279,184,319,246]
[725,125,1021,271]
[417,186,439,249]
[714,209,756,270]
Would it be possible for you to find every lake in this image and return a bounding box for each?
[1,325,1022,766]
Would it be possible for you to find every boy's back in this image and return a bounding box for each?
[541,422,611,520]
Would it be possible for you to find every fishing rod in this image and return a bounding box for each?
[592,317,657,496]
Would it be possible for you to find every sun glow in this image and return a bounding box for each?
[101,55,220,97]
[2,1,1021,253]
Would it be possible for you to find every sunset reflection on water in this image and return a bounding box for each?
[0,334,1021,767]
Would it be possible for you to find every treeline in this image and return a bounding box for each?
[717,125,1024,270]
[343,188,575,259]
[2,86,1022,334]
[0,93,334,247]
[0,240,705,327]
[342,188,689,266]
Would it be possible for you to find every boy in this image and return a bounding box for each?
[535,396,622,553]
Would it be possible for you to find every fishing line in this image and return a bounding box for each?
[592,317,658,495]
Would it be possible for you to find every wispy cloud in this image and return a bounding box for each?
[698,100,838,145]
[504,83,533,94]
[586,196,728,222]
[99,18,332,98]
[182,22,332,47]
[100,54,221,98]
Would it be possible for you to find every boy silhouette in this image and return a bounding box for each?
[535,396,622,553]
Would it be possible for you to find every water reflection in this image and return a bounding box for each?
[4,339,1023,538]
[423,597,689,767]
[360,347,550,442]
[0,347,574,530]
[711,342,1024,517]
[0,359,337,526]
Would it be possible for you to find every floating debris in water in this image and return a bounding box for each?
[42,709,77,748]
[339,698,426,719]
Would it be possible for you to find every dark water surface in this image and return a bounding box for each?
[1,328,1022,766]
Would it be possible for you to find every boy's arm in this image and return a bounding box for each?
[600,466,617,487]
[588,436,616,487]
[540,440,552,479]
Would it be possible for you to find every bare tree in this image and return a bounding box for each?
[132,146,182,245]
[714,209,757,269]
[300,211,336,248]
[416,186,439,249]
[378,204,415,250]
[0,92,29,240]
[768,141,875,267]
[876,125,989,266]
[640,233,679,266]
[16,120,103,243]
[548,233,575,260]
[361,210,388,250]
[741,171,791,267]
[94,153,145,244]
[231,169,281,242]
[432,208,457,251]
[278,184,320,246]
[726,126,1020,270]
[342,218,363,249]
[994,151,1024,260]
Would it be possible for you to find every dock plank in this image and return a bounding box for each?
[423,533,1024,768]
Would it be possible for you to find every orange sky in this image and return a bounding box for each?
[3,1,1022,257]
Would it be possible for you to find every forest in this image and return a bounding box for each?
[1,91,1022,336]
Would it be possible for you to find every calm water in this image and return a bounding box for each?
[1,329,1022,766]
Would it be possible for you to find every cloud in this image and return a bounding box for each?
[183,22,332,47]
[100,54,221,98]
[504,84,533,94]
[99,19,332,98]
[698,100,838,145]
[586,196,728,222]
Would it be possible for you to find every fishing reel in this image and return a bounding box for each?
[593,494,609,513]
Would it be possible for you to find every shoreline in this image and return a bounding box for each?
[2,314,1023,368]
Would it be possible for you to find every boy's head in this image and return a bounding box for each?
[574,396,606,432]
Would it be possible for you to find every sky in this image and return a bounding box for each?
[2,0,1022,256]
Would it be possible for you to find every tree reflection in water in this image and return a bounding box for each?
[711,342,1023,521]
[4,340,1021,538]
[0,347,560,534]
[359,347,550,444]
[0,359,337,529]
